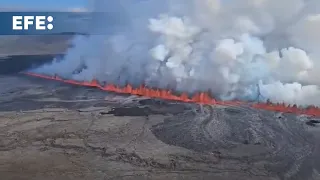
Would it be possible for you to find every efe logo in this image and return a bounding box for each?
[12,16,53,30]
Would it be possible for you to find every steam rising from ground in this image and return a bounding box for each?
[33,0,320,106]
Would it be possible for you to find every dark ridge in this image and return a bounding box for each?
[224,107,243,115]
[138,99,169,106]
[306,120,320,126]
[105,102,189,116]
[309,120,320,124]
[106,107,154,116]
[47,32,89,36]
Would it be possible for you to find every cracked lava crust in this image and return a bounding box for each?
[0,75,320,180]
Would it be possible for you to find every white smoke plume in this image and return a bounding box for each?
[33,0,320,106]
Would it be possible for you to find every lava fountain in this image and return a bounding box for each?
[23,72,320,117]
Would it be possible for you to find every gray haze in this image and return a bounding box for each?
[32,0,320,106]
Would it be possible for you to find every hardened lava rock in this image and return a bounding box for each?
[151,104,318,180]
[0,74,320,180]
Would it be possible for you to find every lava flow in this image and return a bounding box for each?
[22,72,320,117]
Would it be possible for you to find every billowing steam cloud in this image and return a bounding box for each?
[33,0,320,106]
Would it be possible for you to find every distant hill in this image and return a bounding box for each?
[48,32,88,36]
[0,33,83,56]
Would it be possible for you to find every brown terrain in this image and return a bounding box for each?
[0,35,319,180]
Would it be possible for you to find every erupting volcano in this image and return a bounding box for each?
[27,0,320,117]
[4,1,320,179]
[23,72,320,117]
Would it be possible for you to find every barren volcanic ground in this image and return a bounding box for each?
[0,55,320,180]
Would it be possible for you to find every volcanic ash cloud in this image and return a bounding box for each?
[33,0,320,106]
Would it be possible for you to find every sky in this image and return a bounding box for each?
[1,0,88,10]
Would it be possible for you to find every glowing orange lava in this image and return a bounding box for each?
[22,72,320,117]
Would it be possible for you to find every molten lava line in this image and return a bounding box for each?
[22,72,320,117]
